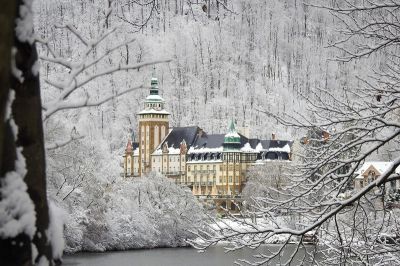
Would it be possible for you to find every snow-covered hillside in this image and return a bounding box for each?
[31,0,394,252]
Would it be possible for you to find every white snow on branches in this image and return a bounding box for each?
[0,91,36,239]
[11,48,24,83]
[0,147,36,239]
[47,202,66,260]
[15,0,35,44]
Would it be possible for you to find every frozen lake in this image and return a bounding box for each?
[63,244,321,266]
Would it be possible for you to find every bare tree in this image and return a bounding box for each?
[191,1,400,265]
[242,162,290,209]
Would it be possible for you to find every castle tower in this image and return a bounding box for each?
[137,76,170,175]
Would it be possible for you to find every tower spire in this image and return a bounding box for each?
[223,119,241,150]
[228,119,236,133]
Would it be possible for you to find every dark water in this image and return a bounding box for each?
[63,244,321,266]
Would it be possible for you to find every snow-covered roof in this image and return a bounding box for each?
[240,142,291,153]
[137,109,170,115]
[255,142,263,152]
[240,142,257,153]
[268,143,291,153]
[188,146,223,154]
[355,162,400,175]
[145,94,164,102]
[153,147,181,155]
[151,126,201,155]
[225,131,240,138]
[355,161,400,179]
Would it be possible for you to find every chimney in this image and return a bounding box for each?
[272,133,276,140]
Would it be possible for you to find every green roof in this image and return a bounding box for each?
[224,120,240,144]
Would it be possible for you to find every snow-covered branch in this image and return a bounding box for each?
[38,20,171,120]
[191,2,400,264]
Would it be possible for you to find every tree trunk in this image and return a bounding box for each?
[0,2,34,266]
[0,0,53,265]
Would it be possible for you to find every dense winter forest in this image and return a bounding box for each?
[1,0,399,265]
[35,0,367,140]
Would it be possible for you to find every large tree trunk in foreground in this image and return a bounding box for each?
[0,0,53,265]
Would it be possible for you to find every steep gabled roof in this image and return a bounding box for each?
[158,126,201,149]
[193,133,225,149]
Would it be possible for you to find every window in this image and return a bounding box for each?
[188,166,191,172]
[219,176,223,183]
[229,176,232,182]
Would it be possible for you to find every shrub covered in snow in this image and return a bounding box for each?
[50,168,205,252]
